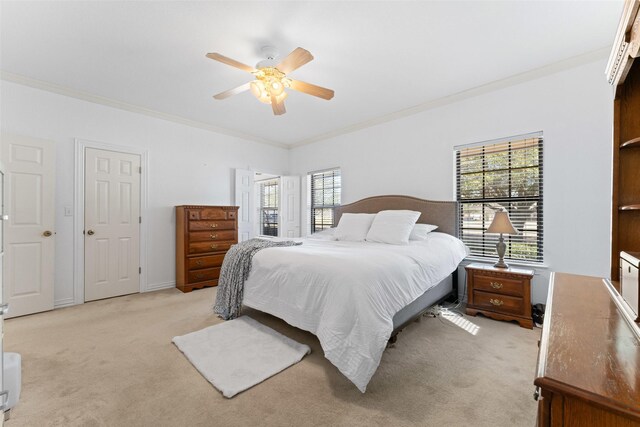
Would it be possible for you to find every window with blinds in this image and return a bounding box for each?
[310,168,341,233]
[259,178,279,237]
[456,134,543,263]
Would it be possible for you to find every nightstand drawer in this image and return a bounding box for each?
[473,290,524,315]
[473,275,525,297]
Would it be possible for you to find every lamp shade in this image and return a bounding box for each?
[487,210,518,235]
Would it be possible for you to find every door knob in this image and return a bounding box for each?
[43,230,53,237]
[87,230,95,236]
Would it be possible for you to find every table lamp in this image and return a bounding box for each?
[487,209,518,268]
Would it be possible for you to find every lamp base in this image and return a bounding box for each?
[494,234,509,269]
[494,260,509,269]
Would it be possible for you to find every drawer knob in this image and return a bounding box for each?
[210,224,218,229]
[195,260,203,266]
[490,281,503,289]
[210,234,218,239]
[195,274,204,279]
[489,298,504,306]
[210,244,218,249]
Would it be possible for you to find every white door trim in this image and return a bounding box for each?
[73,139,148,306]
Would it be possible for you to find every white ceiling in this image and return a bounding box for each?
[0,1,623,147]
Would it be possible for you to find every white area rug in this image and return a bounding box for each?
[172,316,311,398]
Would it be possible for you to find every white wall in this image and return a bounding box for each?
[290,59,614,304]
[0,81,289,306]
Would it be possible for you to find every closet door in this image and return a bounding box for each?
[84,148,141,301]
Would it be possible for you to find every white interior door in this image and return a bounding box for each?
[1,134,55,318]
[280,176,301,238]
[234,169,254,242]
[84,148,140,302]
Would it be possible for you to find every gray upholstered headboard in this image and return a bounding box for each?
[333,195,459,237]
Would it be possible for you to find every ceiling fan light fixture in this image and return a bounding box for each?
[269,80,285,96]
[208,47,334,115]
[250,80,271,104]
[250,80,264,97]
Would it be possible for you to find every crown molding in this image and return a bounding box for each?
[0,71,288,149]
[289,46,611,148]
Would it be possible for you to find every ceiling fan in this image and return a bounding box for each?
[206,46,334,116]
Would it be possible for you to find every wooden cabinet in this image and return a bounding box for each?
[465,263,534,329]
[176,205,238,293]
[609,0,640,282]
[535,273,640,426]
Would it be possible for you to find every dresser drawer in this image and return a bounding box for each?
[188,240,234,255]
[189,230,236,242]
[187,209,228,221]
[473,290,524,315]
[188,254,225,271]
[189,220,236,231]
[188,267,221,284]
[473,274,525,297]
[200,209,230,220]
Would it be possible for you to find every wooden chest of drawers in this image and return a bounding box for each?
[176,205,238,293]
[465,263,534,329]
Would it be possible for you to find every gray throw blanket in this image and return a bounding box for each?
[213,238,302,320]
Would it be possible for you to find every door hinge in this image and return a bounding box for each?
[139,267,141,274]
[139,216,142,224]
[138,166,142,174]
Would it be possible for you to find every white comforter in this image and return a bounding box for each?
[242,232,469,392]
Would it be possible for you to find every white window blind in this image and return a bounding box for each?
[456,134,543,263]
[310,168,341,233]
[259,178,279,236]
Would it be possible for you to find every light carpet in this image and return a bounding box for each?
[4,287,540,426]
[172,316,310,398]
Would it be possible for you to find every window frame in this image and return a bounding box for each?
[309,168,341,234]
[455,133,544,264]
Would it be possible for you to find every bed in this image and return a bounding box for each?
[242,195,468,392]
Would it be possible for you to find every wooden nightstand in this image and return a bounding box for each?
[465,263,534,329]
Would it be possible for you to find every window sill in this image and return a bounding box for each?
[461,256,549,270]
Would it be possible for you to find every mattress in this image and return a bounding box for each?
[242,232,469,392]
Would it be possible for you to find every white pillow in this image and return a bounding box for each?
[366,210,421,245]
[409,223,439,240]
[334,214,376,242]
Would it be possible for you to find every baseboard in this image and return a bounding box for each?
[54,297,76,309]
[145,281,176,292]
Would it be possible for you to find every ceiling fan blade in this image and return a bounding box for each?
[206,53,257,73]
[289,79,334,100]
[213,82,251,100]
[276,47,314,74]
[271,95,286,115]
